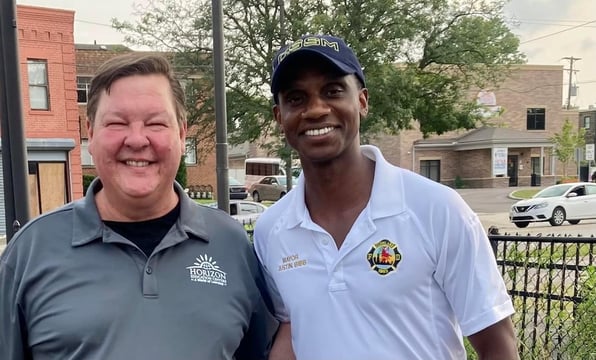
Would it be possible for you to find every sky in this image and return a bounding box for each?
[15,0,596,109]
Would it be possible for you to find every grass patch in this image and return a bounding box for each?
[194,198,216,205]
[510,189,540,199]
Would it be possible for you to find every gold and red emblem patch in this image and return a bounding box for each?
[367,239,401,275]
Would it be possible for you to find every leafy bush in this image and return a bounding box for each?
[454,175,465,189]
[564,266,596,358]
[82,174,96,195]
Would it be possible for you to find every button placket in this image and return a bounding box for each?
[142,257,158,298]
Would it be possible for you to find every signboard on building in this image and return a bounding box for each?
[492,147,507,176]
[586,144,595,161]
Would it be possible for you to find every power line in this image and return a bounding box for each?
[74,19,115,28]
[520,19,596,44]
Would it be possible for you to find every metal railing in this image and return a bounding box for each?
[489,230,596,360]
[242,223,596,359]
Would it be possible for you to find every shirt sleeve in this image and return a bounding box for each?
[0,257,29,360]
[433,202,515,336]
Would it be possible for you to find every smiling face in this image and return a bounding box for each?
[273,60,368,166]
[88,74,186,211]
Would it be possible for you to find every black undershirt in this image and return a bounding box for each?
[103,202,181,257]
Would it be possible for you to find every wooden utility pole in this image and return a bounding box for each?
[563,56,581,110]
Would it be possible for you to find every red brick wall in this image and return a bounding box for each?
[17,5,82,199]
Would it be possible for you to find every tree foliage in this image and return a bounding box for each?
[549,119,586,177]
[113,0,525,156]
[176,155,188,188]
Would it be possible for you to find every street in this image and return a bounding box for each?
[456,187,596,237]
[1,186,595,255]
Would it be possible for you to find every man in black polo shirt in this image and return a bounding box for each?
[0,53,277,359]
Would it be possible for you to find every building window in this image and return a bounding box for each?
[527,108,545,130]
[77,76,92,103]
[27,59,49,110]
[420,160,440,182]
[185,138,197,164]
[584,116,591,129]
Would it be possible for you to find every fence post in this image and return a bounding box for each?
[487,226,499,257]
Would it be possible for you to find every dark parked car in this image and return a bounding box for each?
[229,177,248,200]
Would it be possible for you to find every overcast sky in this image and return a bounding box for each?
[16,0,596,109]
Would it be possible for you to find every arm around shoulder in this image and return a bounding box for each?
[268,322,296,360]
[467,317,519,360]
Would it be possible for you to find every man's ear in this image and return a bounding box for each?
[179,121,188,153]
[359,88,369,118]
[273,104,284,135]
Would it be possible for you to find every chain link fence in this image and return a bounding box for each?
[489,231,596,360]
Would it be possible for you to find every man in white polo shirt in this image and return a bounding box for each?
[254,34,519,360]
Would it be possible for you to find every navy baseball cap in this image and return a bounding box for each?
[271,34,365,102]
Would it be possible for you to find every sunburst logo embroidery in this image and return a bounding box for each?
[186,254,227,286]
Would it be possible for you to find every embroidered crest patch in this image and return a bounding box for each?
[367,239,401,275]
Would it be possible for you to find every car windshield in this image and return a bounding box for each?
[276,176,298,186]
[229,177,242,186]
[533,184,573,198]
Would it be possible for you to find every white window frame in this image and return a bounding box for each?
[185,138,197,165]
[27,59,50,110]
[77,76,93,104]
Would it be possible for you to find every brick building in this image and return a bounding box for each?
[371,65,576,188]
[0,5,83,235]
[579,108,596,179]
[75,45,217,197]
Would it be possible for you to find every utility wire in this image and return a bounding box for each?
[520,19,596,44]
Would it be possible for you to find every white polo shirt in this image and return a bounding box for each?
[254,145,514,360]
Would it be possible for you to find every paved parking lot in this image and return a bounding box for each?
[1,186,595,255]
[477,212,596,237]
[457,187,596,237]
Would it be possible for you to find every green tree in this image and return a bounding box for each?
[113,0,524,156]
[549,118,586,177]
[82,174,96,195]
[176,156,188,189]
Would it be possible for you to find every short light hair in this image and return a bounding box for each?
[86,53,186,125]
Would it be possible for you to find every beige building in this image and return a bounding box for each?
[371,65,577,188]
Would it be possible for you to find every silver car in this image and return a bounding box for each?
[249,175,297,202]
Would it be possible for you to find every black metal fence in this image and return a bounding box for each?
[243,224,596,359]
[489,231,596,360]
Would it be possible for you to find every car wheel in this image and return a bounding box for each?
[252,191,261,202]
[568,220,580,225]
[279,191,286,199]
[549,207,566,226]
[514,222,530,228]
